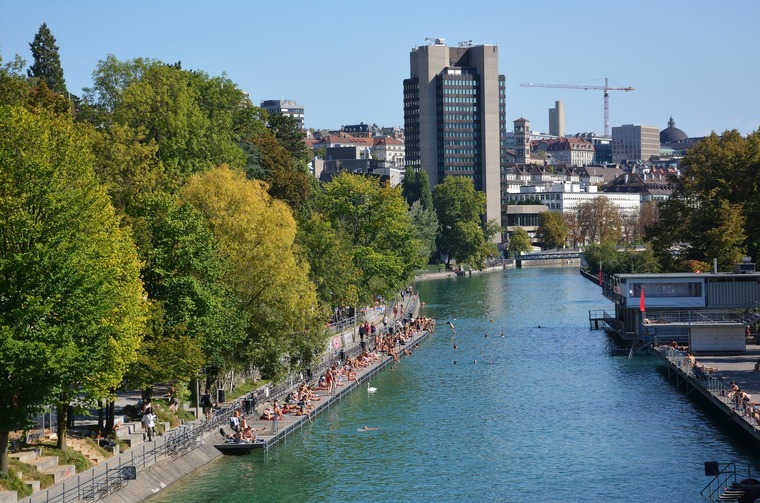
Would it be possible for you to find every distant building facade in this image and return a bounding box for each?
[260,99,305,130]
[544,137,594,166]
[612,124,660,164]
[404,39,505,233]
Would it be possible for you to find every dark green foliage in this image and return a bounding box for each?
[649,130,759,271]
[401,167,434,210]
[27,23,67,95]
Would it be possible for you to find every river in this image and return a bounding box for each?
[151,267,759,502]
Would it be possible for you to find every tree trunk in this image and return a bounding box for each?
[56,403,68,451]
[0,430,9,475]
[97,399,104,433]
[104,400,115,434]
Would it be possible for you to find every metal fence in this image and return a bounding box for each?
[663,347,760,429]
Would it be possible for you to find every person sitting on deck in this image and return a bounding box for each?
[260,408,274,421]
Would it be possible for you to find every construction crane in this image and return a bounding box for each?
[519,78,634,136]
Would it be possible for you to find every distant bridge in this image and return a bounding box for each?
[517,250,582,261]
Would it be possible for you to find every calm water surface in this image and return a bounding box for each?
[152,268,759,503]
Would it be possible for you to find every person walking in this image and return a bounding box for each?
[141,407,157,441]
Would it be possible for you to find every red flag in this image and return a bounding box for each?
[639,286,646,312]
[598,270,602,286]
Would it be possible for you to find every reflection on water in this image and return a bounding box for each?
[153,268,760,503]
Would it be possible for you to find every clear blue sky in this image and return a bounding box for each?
[2,0,758,137]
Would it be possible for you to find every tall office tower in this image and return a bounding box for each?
[260,99,305,130]
[549,100,565,137]
[404,39,506,233]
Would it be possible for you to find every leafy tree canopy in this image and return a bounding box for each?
[0,106,146,460]
[182,166,321,377]
[320,173,422,301]
[649,130,759,271]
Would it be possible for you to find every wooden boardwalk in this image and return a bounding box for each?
[654,344,760,442]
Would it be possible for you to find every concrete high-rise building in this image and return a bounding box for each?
[260,99,305,130]
[549,101,565,137]
[403,39,506,232]
[612,124,660,164]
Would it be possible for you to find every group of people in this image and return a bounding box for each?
[225,409,267,443]
[218,292,431,442]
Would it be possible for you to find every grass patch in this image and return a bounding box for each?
[0,469,33,497]
[40,444,92,473]
[8,458,54,490]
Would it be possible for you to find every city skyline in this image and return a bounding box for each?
[1,0,758,137]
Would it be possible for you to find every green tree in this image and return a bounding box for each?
[576,197,622,244]
[320,173,422,301]
[89,123,166,213]
[297,214,359,310]
[508,227,533,255]
[537,211,567,249]
[182,166,322,377]
[0,107,146,466]
[433,177,488,266]
[247,133,316,218]
[125,192,244,392]
[649,130,760,270]
[0,53,30,107]
[401,167,433,210]
[408,200,438,263]
[27,23,68,95]
[265,113,311,166]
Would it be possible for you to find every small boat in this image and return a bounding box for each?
[213,441,264,455]
[214,427,266,454]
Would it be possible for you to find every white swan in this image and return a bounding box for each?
[367,383,377,393]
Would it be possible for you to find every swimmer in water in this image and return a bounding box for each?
[360,426,380,431]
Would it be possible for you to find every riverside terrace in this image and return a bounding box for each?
[656,345,760,500]
[657,344,760,437]
[14,294,425,503]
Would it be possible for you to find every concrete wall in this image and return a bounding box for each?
[100,440,222,503]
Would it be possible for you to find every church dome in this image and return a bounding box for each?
[660,116,688,143]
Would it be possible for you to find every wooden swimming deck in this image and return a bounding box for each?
[654,344,760,442]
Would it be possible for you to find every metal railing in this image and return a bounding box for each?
[662,347,760,429]
[701,461,739,501]
[21,390,265,503]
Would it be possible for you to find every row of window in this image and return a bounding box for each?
[441,106,478,112]
[441,86,477,94]
[442,130,481,137]
[441,157,481,164]
[440,148,480,155]
[442,114,480,121]
[442,96,477,103]
[441,79,478,87]
[443,140,480,146]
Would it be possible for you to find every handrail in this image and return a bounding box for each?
[662,347,760,429]
[700,461,738,500]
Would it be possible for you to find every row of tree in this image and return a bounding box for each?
[0,24,505,474]
[0,24,438,473]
